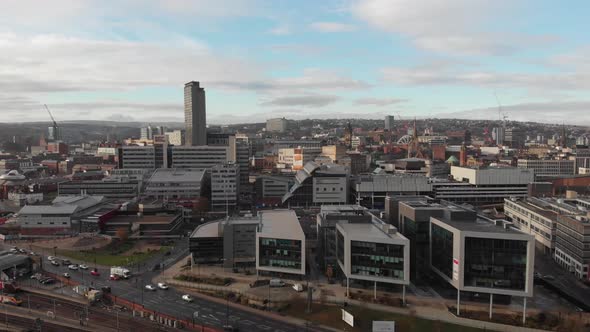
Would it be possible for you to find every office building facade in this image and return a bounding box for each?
[211,163,240,212]
[184,81,207,146]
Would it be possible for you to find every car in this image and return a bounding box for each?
[18,249,26,254]
[223,325,239,331]
[40,278,55,285]
[543,275,555,281]
[62,259,71,265]
[181,294,193,302]
[50,260,59,266]
[110,274,120,281]
[29,251,37,256]
[101,286,112,293]
[63,273,70,278]
[30,273,42,280]
[145,284,156,291]
[157,283,169,290]
[79,264,88,270]
[90,269,100,276]
[9,248,18,253]
[68,264,79,270]
[47,256,55,261]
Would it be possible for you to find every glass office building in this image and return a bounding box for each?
[258,237,303,270]
[464,237,528,291]
[349,240,405,280]
[431,223,454,279]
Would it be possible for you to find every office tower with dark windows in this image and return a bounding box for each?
[384,115,394,131]
[184,81,207,146]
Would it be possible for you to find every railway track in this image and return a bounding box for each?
[23,292,178,331]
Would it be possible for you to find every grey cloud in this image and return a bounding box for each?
[260,95,339,107]
[354,98,408,106]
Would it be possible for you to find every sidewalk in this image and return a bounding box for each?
[177,285,341,332]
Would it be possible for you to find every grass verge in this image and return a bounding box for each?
[57,240,168,266]
[283,300,493,332]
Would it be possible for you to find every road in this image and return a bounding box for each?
[40,240,319,332]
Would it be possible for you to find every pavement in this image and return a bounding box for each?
[36,239,322,332]
[534,251,590,310]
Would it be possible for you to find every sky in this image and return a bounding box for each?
[0,0,589,125]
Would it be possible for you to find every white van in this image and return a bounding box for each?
[292,283,304,292]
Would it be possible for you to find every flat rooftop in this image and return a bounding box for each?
[258,210,304,239]
[191,221,221,238]
[435,217,526,235]
[148,168,205,183]
[108,214,179,225]
[338,221,405,243]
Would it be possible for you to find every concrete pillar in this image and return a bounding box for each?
[489,294,493,319]
[456,290,460,316]
[402,285,406,306]
[523,297,527,325]
[346,277,349,298]
[374,281,377,300]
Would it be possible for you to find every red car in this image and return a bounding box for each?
[90,269,100,276]
[109,274,119,280]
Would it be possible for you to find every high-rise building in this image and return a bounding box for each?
[384,115,395,131]
[184,81,207,146]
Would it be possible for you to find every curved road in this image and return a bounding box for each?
[40,241,319,332]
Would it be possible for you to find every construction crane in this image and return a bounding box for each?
[44,104,60,141]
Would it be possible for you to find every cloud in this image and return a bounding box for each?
[260,95,339,107]
[380,63,590,92]
[268,25,291,36]
[438,100,590,125]
[310,22,357,33]
[354,97,408,106]
[351,0,553,56]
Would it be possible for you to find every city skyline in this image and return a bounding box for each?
[0,1,589,125]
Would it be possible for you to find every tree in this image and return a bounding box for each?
[115,228,129,242]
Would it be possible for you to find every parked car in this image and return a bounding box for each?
[181,294,193,302]
[90,269,100,276]
[269,279,285,287]
[110,274,120,281]
[68,264,79,270]
[50,260,59,266]
[40,278,55,285]
[145,284,156,291]
[157,283,169,290]
[79,264,88,270]
[47,256,55,261]
[63,273,70,278]
[223,325,239,331]
[543,275,555,281]
[30,273,42,280]
[62,259,71,265]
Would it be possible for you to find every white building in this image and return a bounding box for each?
[266,118,288,133]
[451,166,534,185]
[144,168,205,201]
[211,163,240,212]
[517,159,575,178]
[256,210,306,276]
[171,146,230,169]
[313,165,349,204]
[118,146,157,169]
[504,197,558,254]
[336,215,410,297]
[278,147,322,171]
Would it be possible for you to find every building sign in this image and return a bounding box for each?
[373,321,395,332]
[453,258,459,281]
[341,309,354,327]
